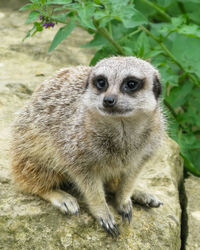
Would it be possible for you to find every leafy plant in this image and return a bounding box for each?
[20,0,200,176]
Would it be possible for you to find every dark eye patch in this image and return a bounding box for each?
[121,76,144,94]
[92,75,108,92]
[153,75,162,99]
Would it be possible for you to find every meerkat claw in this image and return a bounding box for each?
[120,210,132,224]
[121,212,126,223]
[99,218,120,237]
[117,198,133,224]
[127,210,132,224]
[132,190,163,208]
[147,199,163,208]
[64,202,79,215]
[114,224,120,234]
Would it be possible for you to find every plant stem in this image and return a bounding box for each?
[160,43,184,70]
[116,28,141,46]
[177,1,187,15]
[128,29,142,37]
[52,16,125,55]
[141,0,171,22]
[140,26,183,69]
[97,27,126,55]
[108,22,113,37]
[91,19,126,55]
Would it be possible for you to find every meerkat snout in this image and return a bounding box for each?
[103,95,118,108]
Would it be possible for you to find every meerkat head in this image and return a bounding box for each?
[84,56,162,118]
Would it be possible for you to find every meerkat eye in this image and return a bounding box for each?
[127,80,138,90]
[93,77,108,91]
[121,77,144,94]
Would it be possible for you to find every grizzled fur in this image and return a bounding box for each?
[11,57,166,236]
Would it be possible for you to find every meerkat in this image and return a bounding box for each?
[11,56,165,237]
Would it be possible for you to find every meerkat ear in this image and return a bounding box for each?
[85,79,89,89]
[153,74,162,99]
[84,69,92,89]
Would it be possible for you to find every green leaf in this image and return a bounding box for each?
[171,16,186,28]
[94,0,102,4]
[121,8,148,28]
[122,46,134,56]
[145,49,163,59]
[34,22,43,32]
[48,18,75,52]
[52,12,70,23]
[76,4,96,30]
[23,26,35,41]
[155,59,179,88]
[157,0,174,8]
[167,80,194,108]
[81,33,109,48]
[19,3,33,11]
[134,0,156,18]
[90,46,116,65]
[46,0,71,4]
[170,34,200,79]
[178,24,200,39]
[26,10,40,24]
[93,12,114,28]
[180,153,200,177]
[178,90,200,127]
[180,0,200,3]
[90,50,104,66]
[135,32,150,58]
[112,23,130,41]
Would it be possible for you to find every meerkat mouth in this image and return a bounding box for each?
[99,107,133,116]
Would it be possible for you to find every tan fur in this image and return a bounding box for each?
[11,157,65,194]
[11,57,166,235]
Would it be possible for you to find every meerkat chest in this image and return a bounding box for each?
[90,129,134,167]
[88,121,152,169]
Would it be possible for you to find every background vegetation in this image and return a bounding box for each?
[20,0,200,176]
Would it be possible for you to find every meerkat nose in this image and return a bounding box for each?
[103,95,117,108]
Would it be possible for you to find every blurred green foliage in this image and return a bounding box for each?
[20,0,200,176]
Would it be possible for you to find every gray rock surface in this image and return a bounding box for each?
[0,4,184,250]
[185,175,200,250]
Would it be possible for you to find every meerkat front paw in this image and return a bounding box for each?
[98,213,120,237]
[117,198,133,223]
[41,189,79,215]
[132,190,163,208]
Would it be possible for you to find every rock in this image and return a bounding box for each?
[0,0,27,10]
[0,4,184,250]
[0,107,184,249]
[185,175,200,250]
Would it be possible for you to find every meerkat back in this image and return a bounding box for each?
[11,66,91,194]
